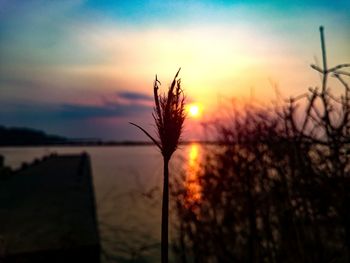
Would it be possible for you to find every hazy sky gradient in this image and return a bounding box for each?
[1,0,349,140]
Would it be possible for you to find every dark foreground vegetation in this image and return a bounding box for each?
[172,27,350,263]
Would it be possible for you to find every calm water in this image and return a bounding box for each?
[0,144,203,262]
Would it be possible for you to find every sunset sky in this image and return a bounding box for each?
[1,0,349,140]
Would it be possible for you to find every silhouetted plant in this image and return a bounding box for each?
[131,68,186,263]
[171,27,350,263]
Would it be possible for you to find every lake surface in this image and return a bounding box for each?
[0,144,203,262]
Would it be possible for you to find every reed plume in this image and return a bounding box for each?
[130,68,185,263]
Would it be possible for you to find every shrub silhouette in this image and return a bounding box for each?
[131,68,185,263]
[171,27,350,263]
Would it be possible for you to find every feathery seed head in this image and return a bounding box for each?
[130,68,186,161]
[153,68,185,160]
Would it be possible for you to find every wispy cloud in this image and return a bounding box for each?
[0,99,155,140]
[117,91,153,101]
[0,99,153,139]
[59,102,151,120]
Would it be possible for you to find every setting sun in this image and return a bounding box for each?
[188,104,202,118]
[189,105,199,116]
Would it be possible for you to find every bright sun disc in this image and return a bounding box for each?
[189,104,200,118]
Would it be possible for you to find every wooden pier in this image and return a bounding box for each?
[0,153,100,262]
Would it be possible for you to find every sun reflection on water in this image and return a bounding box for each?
[184,143,202,206]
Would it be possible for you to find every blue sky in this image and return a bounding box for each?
[0,0,349,140]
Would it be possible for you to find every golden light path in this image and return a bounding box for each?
[184,143,202,207]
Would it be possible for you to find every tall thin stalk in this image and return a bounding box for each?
[131,68,186,263]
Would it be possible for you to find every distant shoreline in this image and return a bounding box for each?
[0,125,220,147]
[0,141,220,147]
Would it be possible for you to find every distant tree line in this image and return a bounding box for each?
[0,126,67,146]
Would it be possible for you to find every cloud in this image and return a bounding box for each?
[59,102,151,119]
[0,100,154,140]
[117,91,153,101]
[0,98,152,124]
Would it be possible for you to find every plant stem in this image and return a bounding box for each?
[320,26,328,93]
[161,157,169,263]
